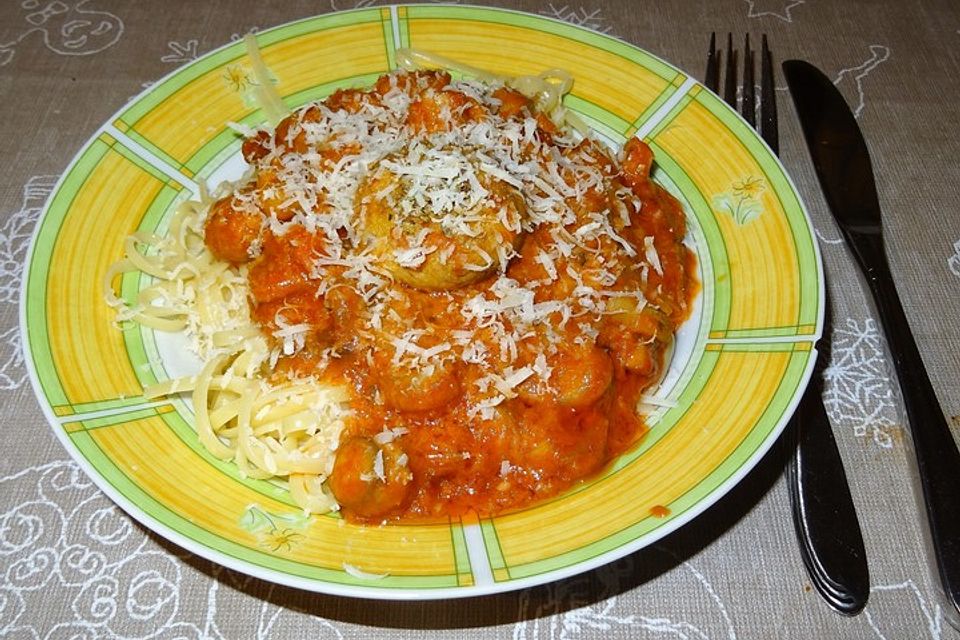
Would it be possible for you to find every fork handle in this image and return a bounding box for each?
[788,373,869,615]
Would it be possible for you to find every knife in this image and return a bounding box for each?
[784,59,960,621]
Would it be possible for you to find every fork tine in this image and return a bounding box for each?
[722,33,737,108]
[704,32,719,92]
[742,34,756,126]
[760,34,779,155]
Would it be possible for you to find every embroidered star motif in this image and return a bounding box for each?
[744,0,805,22]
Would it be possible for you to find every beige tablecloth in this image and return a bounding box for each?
[3,0,960,638]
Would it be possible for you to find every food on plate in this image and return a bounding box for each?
[106,50,697,523]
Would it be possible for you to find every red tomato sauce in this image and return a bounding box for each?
[203,70,697,523]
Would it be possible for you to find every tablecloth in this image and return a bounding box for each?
[2,0,960,637]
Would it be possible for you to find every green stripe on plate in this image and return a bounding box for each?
[564,95,632,134]
[111,139,181,183]
[405,4,677,82]
[610,347,721,470]
[630,74,684,131]
[136,181,189,235]
[123,128,187,175]
[77,406,167,430]
[184,122,253,177]
[66,396,150,416]
[480,517,508,574]
[117,9,384,129]
[381,8,398,69]
[711,341,811,353]
[649,166,716,419]
[186,72,385,179]
[648,140,733,337]
[694,89,821,332]
[399,8,411,48]
[719,325,817,339]
[256,7,384,47]
[642,90,694,142]
[147,394,304,510]
[450,523,472,581]
[26,138,112,407]
[500,347,811,579]
[69,428,458,588]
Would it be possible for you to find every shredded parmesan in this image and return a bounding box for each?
[644,236,663,275]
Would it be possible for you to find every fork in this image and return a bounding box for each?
[704,33,870,615]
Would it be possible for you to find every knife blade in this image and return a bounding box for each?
[783,58,960,621]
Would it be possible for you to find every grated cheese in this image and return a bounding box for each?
[644,236,663,275]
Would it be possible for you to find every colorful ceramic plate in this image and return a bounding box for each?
[21,5,823,599]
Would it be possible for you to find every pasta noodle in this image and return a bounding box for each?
[107,196,349,514]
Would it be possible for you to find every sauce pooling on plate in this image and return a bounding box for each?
[204,69,697,522]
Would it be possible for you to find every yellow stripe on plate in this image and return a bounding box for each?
[653,98,802,334]
[90,416,457,577]
[130,23,389,167]
[491,349,791,565]
[47,151,164,405]
[260,24,389,98]
[407,18,671,125]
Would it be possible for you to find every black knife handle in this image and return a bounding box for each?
[789,372,870,615]
[848,231,960,617]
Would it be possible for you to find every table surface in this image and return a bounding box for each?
[3,0,960,638]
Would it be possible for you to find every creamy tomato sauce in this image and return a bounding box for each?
[203,69,697,523]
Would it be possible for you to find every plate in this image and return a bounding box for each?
[21,4,823,599]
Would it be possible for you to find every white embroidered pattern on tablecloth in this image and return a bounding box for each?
[834,45,891,118]
[865,580,945,639]
[0,460,348,639]
[948,239,960,278]
[0,325,25,390]
[161,39,199,64]
[0,1,123,66]
[539,4,611,34]
[0,175,58,392]
[743,0,805,22]
[0,175,58,305]
[822,317,898,448]
[512,548,736,639]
